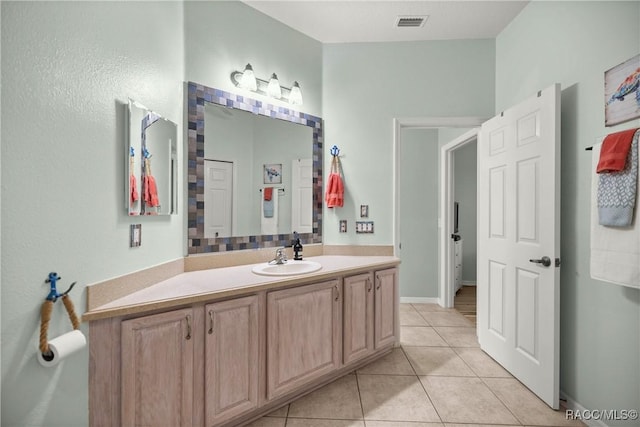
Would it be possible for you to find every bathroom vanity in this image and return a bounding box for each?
[84,255,400,427]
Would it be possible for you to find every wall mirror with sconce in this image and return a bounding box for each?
[186,82,323,254]
[126,99,178,216]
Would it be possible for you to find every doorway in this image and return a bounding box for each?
[393,118,485,308]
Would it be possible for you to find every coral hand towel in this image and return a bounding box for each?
[144,175,160,207]
[596,128,638,173]
[325,173,344,208]
[130,174,139,204]
[264,187,273,201]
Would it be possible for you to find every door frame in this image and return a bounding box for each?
[393,117,486,306]
[439,128,479,308]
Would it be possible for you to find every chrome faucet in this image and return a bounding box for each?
[269,248,288,265]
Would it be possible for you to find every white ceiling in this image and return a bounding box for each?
[243,1,530,43]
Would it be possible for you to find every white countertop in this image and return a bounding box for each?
[84,255,400,321]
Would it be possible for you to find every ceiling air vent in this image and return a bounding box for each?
[396,15,428,28]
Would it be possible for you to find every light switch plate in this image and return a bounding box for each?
[355,221,374,234]
[130,224,142,247]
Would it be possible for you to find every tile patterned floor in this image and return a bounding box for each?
[247,303,584,427]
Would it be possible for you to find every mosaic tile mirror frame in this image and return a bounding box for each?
[187,82,323,254]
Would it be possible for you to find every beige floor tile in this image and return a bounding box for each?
[366,421,443,427]
[404,347,475,377]
[412,303,454,313]
[244,416,286,427]
[433,327,479,347]
[286,419,365,427]
[358,374,441,422]
[400,303,419,313]
[357,348,415,375]
[483,378,585,426]
[264,404,289,418]
[288,374,363,420]
[420,376,519,424]
[453,348,512,378]
[401,326,448,347]
[401,309,430,326]
[420,311,474,327]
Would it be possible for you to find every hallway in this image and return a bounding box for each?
[247,303,584,427]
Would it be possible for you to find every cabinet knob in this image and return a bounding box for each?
[208,310,214,335]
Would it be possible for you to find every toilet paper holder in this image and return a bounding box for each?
[39,272,81,361]
[45,272,76,303]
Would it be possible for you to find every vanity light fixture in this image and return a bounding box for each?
[231,65,303,105]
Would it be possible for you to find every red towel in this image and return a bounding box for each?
[264,187,273,201]
[130,174,139,205]
[144,175,160,207]
[597,128,638,173]
[325,173,344,208]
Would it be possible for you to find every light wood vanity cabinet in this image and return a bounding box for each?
[343,272,374,364]
[89,264,399,427]
[374,268,398,348]
[121,308,194,427]
[266,279,342,401]
[343,268,399,365]
[205,295,260,425]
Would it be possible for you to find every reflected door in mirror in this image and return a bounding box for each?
[205,160,233,238]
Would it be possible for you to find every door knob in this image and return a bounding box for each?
[529,256,551,267]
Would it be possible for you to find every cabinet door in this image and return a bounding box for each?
[375,268,398,349]
[343,272,374,364]
[267,280,342,400]
[205,295,260,426]
[121,308,194,427]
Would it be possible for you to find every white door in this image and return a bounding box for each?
[204,160,233,238]
[291,158,313,233]
[477,84,561,409]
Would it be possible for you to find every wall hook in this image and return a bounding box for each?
[45,272,76,302]
[330,145,340,157]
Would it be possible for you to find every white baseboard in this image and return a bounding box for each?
[560,391,609,427]
[461,280,476,286]
[400,297,440,304]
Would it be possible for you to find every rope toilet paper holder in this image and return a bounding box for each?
[39,272,80,362]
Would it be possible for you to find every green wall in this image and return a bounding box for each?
[184,1,323,118]
[322,40,495,249]
[1,2,185,425]
[496,1,640,423]
[399,129,440,298]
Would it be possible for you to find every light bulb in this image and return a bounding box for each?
[289,81,303,105]
[239,63,257,91]
[267,73,282,99]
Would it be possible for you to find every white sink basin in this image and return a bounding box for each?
[251,260,322,276]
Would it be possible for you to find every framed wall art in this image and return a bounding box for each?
[605,54,640,127]
[263,163,282,184]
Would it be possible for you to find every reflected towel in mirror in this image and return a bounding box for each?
[261,187,278,234]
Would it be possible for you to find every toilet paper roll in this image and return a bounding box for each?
[37,330,86,368]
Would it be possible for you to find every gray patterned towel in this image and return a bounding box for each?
[598,130,639,227]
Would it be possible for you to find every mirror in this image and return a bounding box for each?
[126,99,177,216]
[204,103,312,237]
[186,82,323,254]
